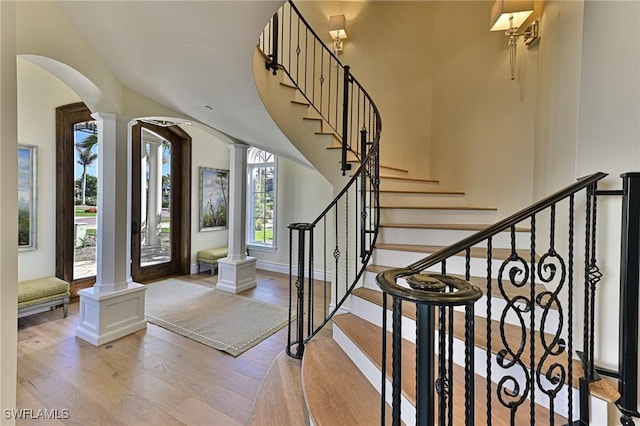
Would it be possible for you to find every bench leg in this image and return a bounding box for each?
[63,302,69,318]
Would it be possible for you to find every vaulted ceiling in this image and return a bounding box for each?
[54,0,309,164]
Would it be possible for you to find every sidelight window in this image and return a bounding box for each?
[247,147,276,250]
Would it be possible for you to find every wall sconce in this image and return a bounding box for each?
[490,0,539,80]
[328,14,348,55]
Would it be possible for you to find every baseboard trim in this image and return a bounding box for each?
[255,259,333,282]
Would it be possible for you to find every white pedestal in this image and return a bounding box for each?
[216,256,257,293]
[76,283,147,346]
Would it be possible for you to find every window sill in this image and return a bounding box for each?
[247,244,277,254]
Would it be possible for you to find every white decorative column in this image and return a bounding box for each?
[76,114,146,346]
[217,143,257,293]
[145,139,163,247]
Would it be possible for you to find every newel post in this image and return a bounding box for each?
[287,222,312,358]
[618,173,640,424]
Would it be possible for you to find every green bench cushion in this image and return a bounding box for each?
[197,247,228,262]
[18,277,70,307]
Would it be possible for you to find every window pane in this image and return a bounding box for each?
[73,120,99,279]
[140,130,172,267]
[247,148,275,248]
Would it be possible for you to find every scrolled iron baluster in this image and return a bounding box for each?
[496,248,531,418]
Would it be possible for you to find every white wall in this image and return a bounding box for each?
[298,1,537,216]
[430,0,537,216]
[187,124,231,271]
[575,0,640,376]
[295,1,434,179]
[250,156,333,273]
[16,1,121,114]
[533,1,640,418]
[16,57,81,281]
[576,1,640,185]
[533,0,584,199]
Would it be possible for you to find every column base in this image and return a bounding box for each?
[216,256,257,293]
[76,282,147,346]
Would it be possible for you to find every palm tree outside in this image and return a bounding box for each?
[76,134,97,206]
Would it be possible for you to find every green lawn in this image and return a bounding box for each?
[75,208,97,217]
[254,228,273,243]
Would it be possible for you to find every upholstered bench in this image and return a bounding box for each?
[197,247,228,274]
[18,277,70,319]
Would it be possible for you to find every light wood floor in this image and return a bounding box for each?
[15,271,306,426]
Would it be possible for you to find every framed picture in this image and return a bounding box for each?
[18,144,37,250]
[199,167,229,231]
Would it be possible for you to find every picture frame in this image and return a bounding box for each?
[18,144,37,251]
[199,167,229,231]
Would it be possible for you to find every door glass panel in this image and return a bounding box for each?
[140,129,172,267]
[73,120,99,279]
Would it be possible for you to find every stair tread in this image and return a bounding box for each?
[380,205,497,211]
[346,160,409,174]
[379,223,529,232]
[279,81,297,90]
[351,287,620,403]
[379,189,464,195]
[334,313,568,424]
[291,99,309,106]
[302,336,392,426]
[375,242,528,260]
[379,175,439,183]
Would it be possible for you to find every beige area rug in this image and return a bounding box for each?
[144,278,289,356]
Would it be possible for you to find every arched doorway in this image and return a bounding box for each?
[56,104,192,292]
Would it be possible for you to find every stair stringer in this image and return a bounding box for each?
[253,49,351,190]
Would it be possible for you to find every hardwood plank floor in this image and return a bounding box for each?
[15,270,305,426]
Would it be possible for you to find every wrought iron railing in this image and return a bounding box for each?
[375,171,639,425]
[258,0,382,358]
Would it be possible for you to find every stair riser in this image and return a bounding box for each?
[362,271,404,291]
[378,227,529,247]
[459,299,561,332]
[380,208,497,225]
[377,167,410,178]
[378,192,466,206]
[373,249,507,277]
[359,275,561,332]
[353,293,560,353]
[379,180,441,192]
[347,298,605,422]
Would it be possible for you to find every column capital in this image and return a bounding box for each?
[90,112,133,125]
[228,143,250,152]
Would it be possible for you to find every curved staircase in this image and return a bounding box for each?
[251,2,628,425]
